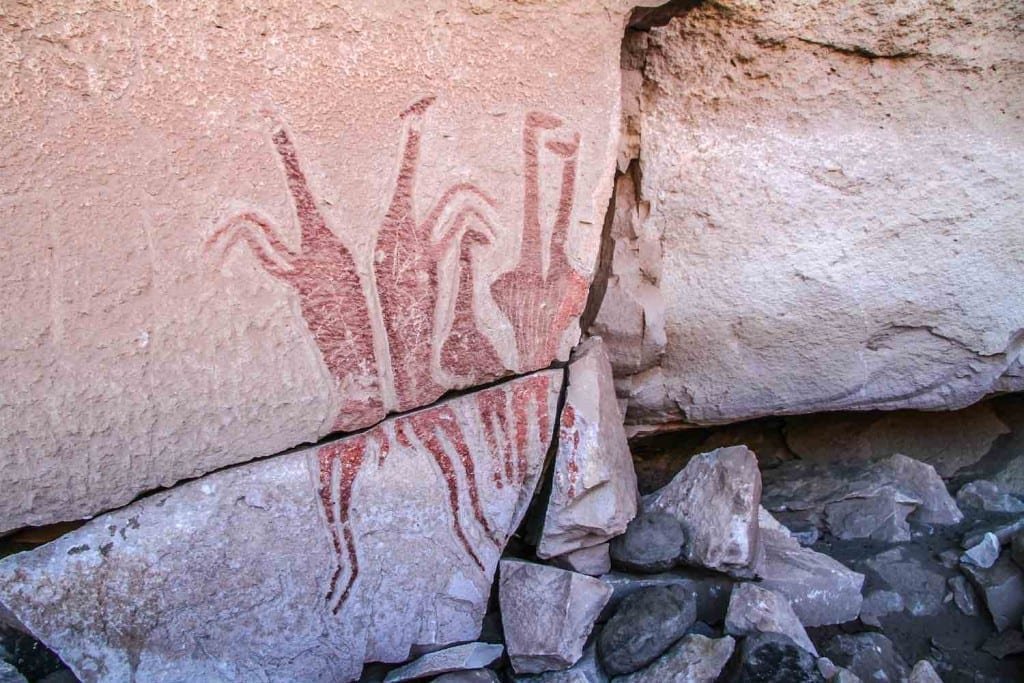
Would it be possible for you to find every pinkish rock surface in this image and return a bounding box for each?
[605,0,1024,430]
[0,371,561,683]
[0,1,635,532]
[538,338,639,559]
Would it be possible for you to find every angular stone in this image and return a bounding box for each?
[514,643,606,683]
[956,480,1024,513]
[961,532,1000,569]
[0,1,634,533]
[434,671,501,683]
[539,339,639,559]
[599,571,733,626]
[553,544,612,578]
[0,662,26,683]
[757,509,865,626]
[865,547,947,617]
[724,632,824,683]
[908,660,942,683]
[613,635,734,683]
[643,446,761,575]
[0,372,560,683]
[500,560,612,675]
[597,586,696,676]
[612,0,1024,429]
[823,633,910,683]
[961,555,1024,632]
[383,643,503,683]
[785,406,1010,478]
[725,583,817,656]
[823,489,916,543]
[608,510,687,574]
[947,576,979,617]
[859,590,904,628]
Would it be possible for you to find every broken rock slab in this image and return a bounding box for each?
[597,586,696,675]
[500,560,612,675]
[613,635,734,683]
[383,642,503,683]
[757,509,865,627]
[725,583,817,656]
[0,1,636,534]
[961,555,1024,632]
[643,446,761,575]
[908,660,943,683]
[539,339,639,559]
[0,371,561,683]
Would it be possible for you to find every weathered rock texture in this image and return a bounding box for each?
[0,371,560,683]
[608,0,1024,428]
[0,0,635,531]
[538,338,638,558]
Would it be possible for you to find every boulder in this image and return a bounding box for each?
[757,509,865,626]
[784,406,1009,478]
[500,560,612,675]
[725,583,817,656]
[643,446,761,575]
[0,372,560,683]
[608,0,1024,429]
[956,481,1024,513]
[608,510,687,573]
[597,586,696,676]
[0,0,634,532]
[724,632,824,683]
[598,571,733,626]
[613,635,734,683]
[961,532,1001,569]
[383,643,503,683]
[822,633,910,683]
[539,339,639,559]
[553,544,612,578]
[961,555,1024,632]
[908,661,943,683]
[514,643,606,683]
[864,547,947,617]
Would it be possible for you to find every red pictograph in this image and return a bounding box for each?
[208,100,583,614]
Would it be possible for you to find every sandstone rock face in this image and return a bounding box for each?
[608,0,1024,429]
[0,372,560,683]
[0,0,634,532]
[538,338,638,559]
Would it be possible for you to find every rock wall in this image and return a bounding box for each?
[0,1,638,531]
[602,0,1024,430]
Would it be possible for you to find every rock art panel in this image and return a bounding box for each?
[0,1,632,531]
[0,371,561,683]
[608,0,1024,428]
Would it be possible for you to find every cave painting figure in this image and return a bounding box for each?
[208,99,583,614]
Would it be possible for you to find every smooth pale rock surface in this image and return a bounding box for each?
[539,339,639,558]
[757,509,865,627]
[725,583,817,656]
[823,633,910,683]
[961,555,1024,632]
[785,406,1009,478]
[609,0,1024,429]
[383,643,503,683]
[0,372,560,683]
[553,544,612,577]
[0,0,635,532]
[643,446,761,575]
[597,586,696,675]
[956,481,1024,513]
[608,510,687,573]
[500,560,613,675]
[724,633,823,683]
[613,635,734,683]
[908,660,943,683]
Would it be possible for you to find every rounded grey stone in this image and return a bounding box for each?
[609,511,687,574]
[597,585,696,675]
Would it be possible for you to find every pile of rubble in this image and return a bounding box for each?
[1,343,1022,682]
